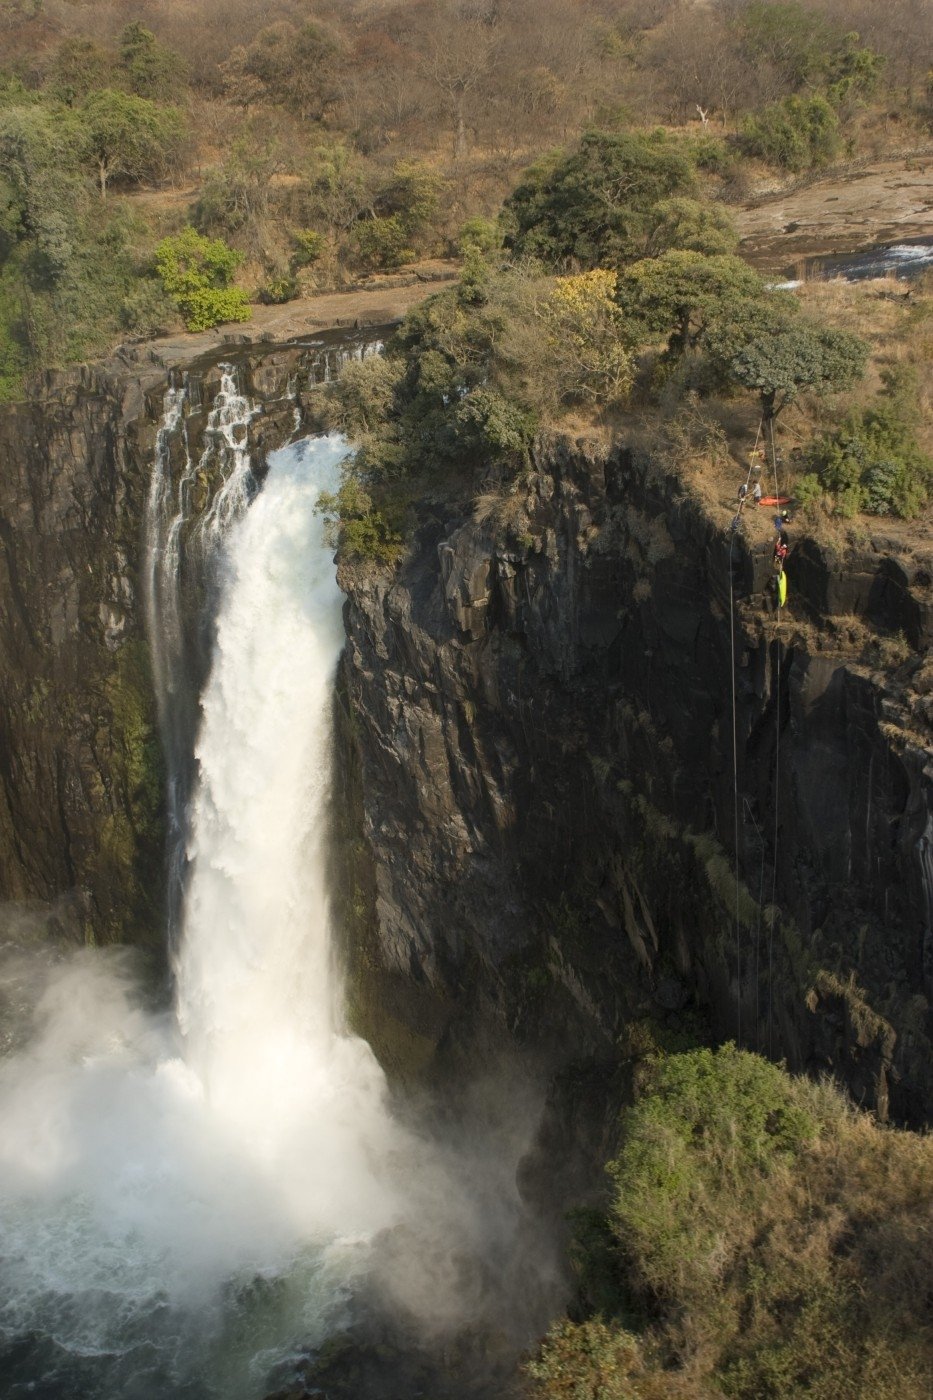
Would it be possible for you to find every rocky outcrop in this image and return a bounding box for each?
[340,435,933,1122]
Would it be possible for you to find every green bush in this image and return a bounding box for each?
[118,277,175,336]
[453,386,536,461]
[457,216,501,257]
[291,228,325,266]
[528,1047,933,1400]
[350,214,414,271]
[526,1319,642,1399]
[154,227,251,331]
[609,1045,816,1304]
[740,95,840,172]
[805,370,932,518]
[257,275,298,305]
[316,477,405,564]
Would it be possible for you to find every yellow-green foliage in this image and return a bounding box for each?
[544,270,633,406]
[526,1046,933,1400]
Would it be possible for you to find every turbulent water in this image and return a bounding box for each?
[0,358,560,1398]
[0,434,414,1398]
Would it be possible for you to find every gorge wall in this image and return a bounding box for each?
[1,346,931,1125]
[338,435,933,1124]
[0,336,369,950]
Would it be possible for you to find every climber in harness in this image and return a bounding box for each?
[773,529,789,568]
[773,528,789,608]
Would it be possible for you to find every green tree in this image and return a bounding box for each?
[0,103,86,278]
[643,196,739,258]
[740,94,840,172]
[119,22,187,102]
[223,21,342,122]
[503,129,697,268]
[729,323,867,423]
[80,89,185,197]
[44,38,111,106]
[154,226,250,331]
[616,250,774,358]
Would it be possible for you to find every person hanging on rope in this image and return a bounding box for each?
[773,529,789,570]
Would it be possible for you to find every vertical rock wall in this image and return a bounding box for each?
[0,338,365,949]
[339,434,933,1122]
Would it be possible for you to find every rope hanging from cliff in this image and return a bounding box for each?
[728,526,742,1046]
[727,414,771,1047]
[767,415,782,1057]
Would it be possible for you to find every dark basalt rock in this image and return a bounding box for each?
[0,334,376,950]
[339,433,933,1123]
[1,345,930,1123]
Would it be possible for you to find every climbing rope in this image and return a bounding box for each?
[766,416,782,1056]
[728,526,741,1045]
[743,798,767,1046]
[726,414,770,1048]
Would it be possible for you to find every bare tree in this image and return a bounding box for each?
[419,2,501,159]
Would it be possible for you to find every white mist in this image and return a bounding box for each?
[0,436,406,1395]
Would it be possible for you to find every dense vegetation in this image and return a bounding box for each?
[317,164,891,561]
[0,0,931,394]
[525,1044,933,1399]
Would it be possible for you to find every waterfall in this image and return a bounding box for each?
[0,351,557,1398]
[0,427,406,1399]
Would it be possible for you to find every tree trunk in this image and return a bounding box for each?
[454,98,467,161]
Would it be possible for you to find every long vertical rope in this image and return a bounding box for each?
[728,529,741,1045]
[743,798,766,1046]
[728,414,762,1052]
[767,416,782,1057]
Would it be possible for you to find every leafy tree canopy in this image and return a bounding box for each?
[80,88,186,197]
[740,93,840,171]
[503,129,697,269]
[119,22,188,103]
[222,21,343,121]
[154,226,250,331]
[643,196,739,259]
[44,38,112,107]
[0,103,86,278]
[616,250,779,358]
[729,322,868,420]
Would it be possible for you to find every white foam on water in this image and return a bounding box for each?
[0,436,407,1395]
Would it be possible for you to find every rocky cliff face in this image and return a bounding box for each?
[3,342,930,1122]
[339,435,933,1123]
[0,334,376,948]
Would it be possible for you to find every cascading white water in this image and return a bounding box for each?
[0,432,409,1398]
[0,357,559,1398]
